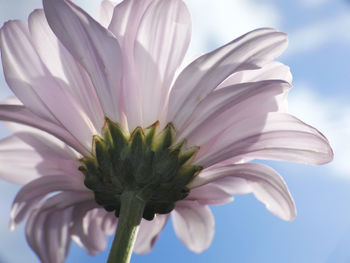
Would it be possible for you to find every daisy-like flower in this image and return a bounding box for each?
[0,0,333,262]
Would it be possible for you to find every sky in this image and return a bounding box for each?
[0,0,350,262]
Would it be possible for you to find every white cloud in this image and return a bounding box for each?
[288,84,350,177]
[286,12,350,57]
[185,0,281,57]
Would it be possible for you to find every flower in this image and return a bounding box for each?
[0,0,333,262]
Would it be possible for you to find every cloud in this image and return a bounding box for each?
[185,0,281,57]
[286,12,350,57]
[288,83,350,177]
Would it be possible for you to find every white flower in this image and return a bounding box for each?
[0,0,333,262]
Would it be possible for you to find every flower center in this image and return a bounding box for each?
[79,119,202,220]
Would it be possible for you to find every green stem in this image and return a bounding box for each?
[107,191,145,263]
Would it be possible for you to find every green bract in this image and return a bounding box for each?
[79,119,202,220]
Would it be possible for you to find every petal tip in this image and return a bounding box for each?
[8,218,16,231]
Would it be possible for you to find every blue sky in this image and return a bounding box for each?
[0,0,350,262]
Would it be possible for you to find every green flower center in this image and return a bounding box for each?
[79,119,202,220]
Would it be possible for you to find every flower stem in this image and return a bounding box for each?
[107,191,145,263]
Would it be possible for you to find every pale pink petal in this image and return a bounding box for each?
[101,212,118,235]
[96,0,117,28]
[28,9,104,131]
[83,209,111,252]
[25,208,49,262]
[0,95,20,105]
[26,207,73,263]
[217,61,292,89]
[14,129,79,161]
[43,0,123,123]
[188,163,296,221]
[28,190,93,213]
[7,131,80,179]
[0,20,57,123]
[108,0,154,130]
[71,205,113,255]
[0,20,97,149]
[177,80,290,143]
[168,28,288,128]
[172,201,214,253]
[134,214,168,254]
[108,0,153,39]
[46,208,73,263]
[71,204,101,255]
[135,0,191,127]
[185,184,233,205]
[25,191,93,263]
[0,104,89,155]
[3,131,79,180]
[0,116,81,185]
[0,135,42,184]
[10,175,88,230]
[240,61,292,84]
[195,113,333,167]
[0,98,80,159]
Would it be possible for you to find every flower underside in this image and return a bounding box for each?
[79,119,202,220]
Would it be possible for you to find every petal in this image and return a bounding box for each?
[0,20,97,150]
[26,207,73,263]
[134,214,169,254]
[4,130,79,177]
[35,189,93,212]
[95,0,116,28]
[196,113,333,167]
[83,209,112,253]
[217,61,292,89]
[46,208,73,263]
[25,191,93,263]
[101,212,118,235]
[172,201,215,253]
[28,9,104,131]
[135,0,191,127]
[1,97,81,159]
[108,0,154,130]
[240,61,293,84]
[71,205,113,255]
[0,104,89,155]
[108,0,154,39]
[0,117,81,186]
[13,128,79,161]
[185,184,233,205]
[0,135,43,184]
[0,20,57,122]
[10,174,88,230]
[188,163,296,221]
[168,28,288,129]
[0,95,20,105]
[43,0,123,123]
[177,80,290,143]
